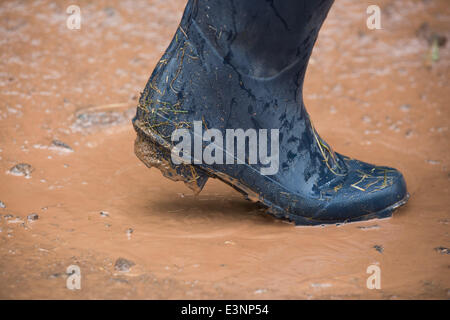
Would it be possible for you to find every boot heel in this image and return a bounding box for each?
[134,132,208,195]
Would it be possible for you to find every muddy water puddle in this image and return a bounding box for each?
[0,0,449,299]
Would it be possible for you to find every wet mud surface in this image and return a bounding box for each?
[0,0,449,299]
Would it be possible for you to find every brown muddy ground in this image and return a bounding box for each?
[0,0,449,299]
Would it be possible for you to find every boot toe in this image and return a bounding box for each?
[313,159,408,222]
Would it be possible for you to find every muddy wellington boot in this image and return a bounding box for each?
[133,0,409,225]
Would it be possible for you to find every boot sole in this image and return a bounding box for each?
[133,119,409,226]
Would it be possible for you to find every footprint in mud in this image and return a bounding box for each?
[71,103,135,133]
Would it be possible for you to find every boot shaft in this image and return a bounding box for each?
[184,0,334,79]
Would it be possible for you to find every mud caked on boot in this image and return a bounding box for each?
[133,0,409,225]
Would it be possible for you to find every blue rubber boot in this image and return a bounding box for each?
[133,0,409,225]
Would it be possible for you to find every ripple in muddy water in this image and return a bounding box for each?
[71,103,135,133]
